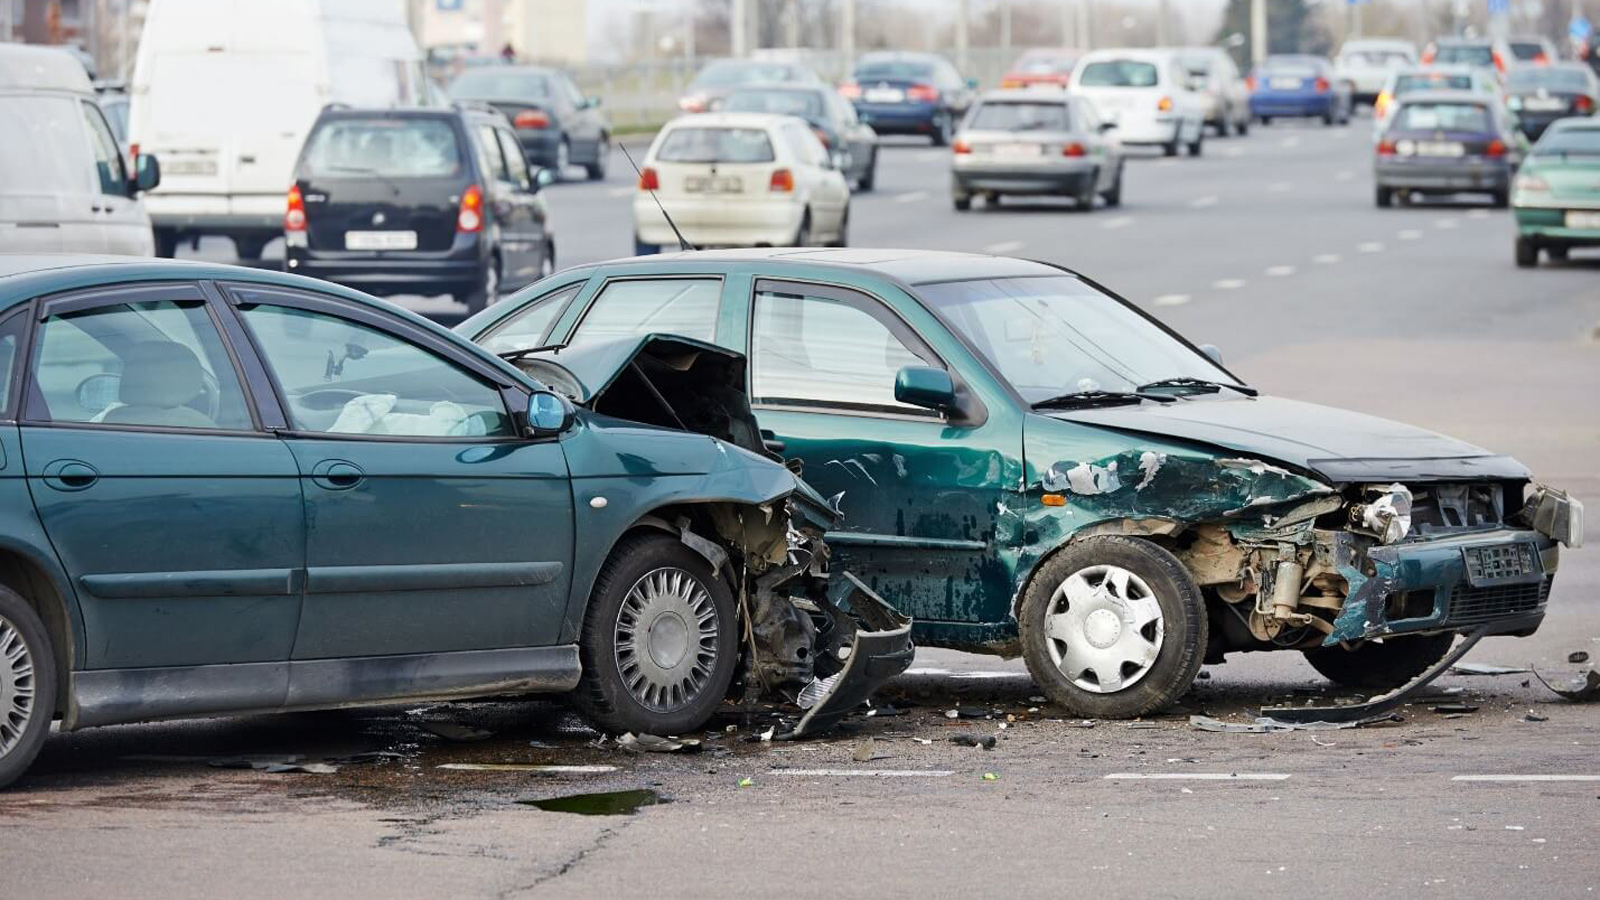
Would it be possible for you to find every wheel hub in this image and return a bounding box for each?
[1043,564,1165,694]
[645,611,689,669]
[614,567,718,713]
[1083,608,1123,649]
[0,616,35,756]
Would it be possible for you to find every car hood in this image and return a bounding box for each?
[1041,394,1528,482]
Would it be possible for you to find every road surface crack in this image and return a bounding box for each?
[500,819,634,897]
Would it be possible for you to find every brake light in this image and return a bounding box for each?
[907,83,940,103]
[952,139,971,154]
[769,168,795,192]
[1485,139,1507,158]
[1001,77,1023,88]
[1421,45,1436,63]
[1534,53,1549,65]
[1377,139,1397,156]
[1245,75,1256,91]
[285,184,306,231]
[838,81,861,100]
[638,167,659,191]
[1314,77,1330,93]
[1157,96,1173,112]
[513,109,550,129]
[457,184,483,233]
[1492,51,1506,73]
[1375,91,1392,116]
[1577,95,1595,113]
[811,127,832,149]
[678,94,708,113]
[1062,142,1086,157]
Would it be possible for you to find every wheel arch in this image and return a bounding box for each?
[1010,517,1188,621]
[0,541,79,722]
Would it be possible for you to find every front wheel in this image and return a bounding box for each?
[1019,537,1207,719]
[1302,633,1455,692]
[584,137,609,181]
[1515,236,1539,267]
[572,534,738,736]
[0,586,58,790]
[1376,186,1394,208]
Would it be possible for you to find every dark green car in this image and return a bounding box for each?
[1512,118,1600,267]
[464,248,1584,720]
[0,255,911,788]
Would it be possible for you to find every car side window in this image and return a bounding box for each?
[494,128,533,189]
[474,124,511,183]
[80,100,128,196]
[477,282,583,354]
[29,297,252,430]
[559,74,585,108]
[237,302,513,438]
[568,278,721,347]
[751,287,938,415]
[0,313,28,419]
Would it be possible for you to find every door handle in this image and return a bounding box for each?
[310,459,365,490]
[759,430,786,454]
[42,459,99,491]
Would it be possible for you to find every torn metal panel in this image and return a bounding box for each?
[1262,626,1489,723]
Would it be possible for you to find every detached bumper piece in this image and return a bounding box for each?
[781,573,913,739]
[1264,626,1489,724]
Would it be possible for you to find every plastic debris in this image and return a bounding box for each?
[1522,711,1549,723]
[420,722,494,742]
[737,777,755,788]
[1430,703,1480,714]
[619,733,701,753]
[949,733,997,750]
[437,764,618,774]
[1533,668,1600,702]
[1449,662,1531,676]
[851,739,890,762]
[1569,651,1591,665]
[208,755,339,775]
[981,772,998,781]
[1190,713,1403,733]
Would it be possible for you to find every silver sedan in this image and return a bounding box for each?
[950,90,1125,211]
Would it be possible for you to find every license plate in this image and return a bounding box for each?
[864,87,904,104]
[164,158,218,176]
[344,230,417,250]
[993,143,1043,159]
[683,175,742,193]
[1523,97,1566,111]
[1462,542,1542,587]
[1417,141,1465,157]
[1270,77,1304,90]
[1565,211,1600,229]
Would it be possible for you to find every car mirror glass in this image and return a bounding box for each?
[893,365,956,413]
[133,153,160,194]
[533,167,555,190]
[527,389,574,436]
[1199,344,1224,366]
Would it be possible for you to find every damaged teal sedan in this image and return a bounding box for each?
[465,248,1584,719]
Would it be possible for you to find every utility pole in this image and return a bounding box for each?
[1077,0,1093,50]
[1156,0,1169,46]
[955,0,970,73]
[840,0,855,70]
[999,0,1011,63]
[683,0,694,63]
[784,0,799,48]
[1250,0,1267,65]
[731,0,747,57]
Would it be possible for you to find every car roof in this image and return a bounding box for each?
[1433,37,1495,46]
[0,43,93,94]
[1546,117,1600,132]
[613,247,1065,286]
[977,88,1075,104]
[1080,48,1176,62]
[725,83,829,96]
[1393,89,1492,106]
[1342,38,1414,48]
[662,111,800,130]
[1401,64,1477,75]
[857,51,944,62]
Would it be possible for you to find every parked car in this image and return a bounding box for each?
[129,0,429,260]
[1507,35,1560,66]
[950,91,1123,211]
[678,58,823,114]
[1513,118,1600,266]
[1422,37,1511,80]
[1070,49,1206,156]
[1000,48,1081,90]
[0,44,160,255]
[1248,55,1352,125]
[1375,91,1523,207]
[1335,37,1418,104]
[0,254,913,789]
[464,248,1582,719]
[723,84,879,191]
[284,105,555,313]
[447,65,610,181]
[1176,46,1251,136]
[632,113,850,254]
[1374,65,1501,137]
[1504,63,1599,140]
[840,51,977,146]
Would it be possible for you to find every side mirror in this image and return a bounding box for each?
[585,96,603,109]
[966,77,979,89]
[532,167,555,191]
[132,153,160,195]
[894,365,956,413]
[1098,121,1117,132]
[1198,344,1224,366]
[526,389,575,437]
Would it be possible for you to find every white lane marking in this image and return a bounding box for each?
[1101,216,1135,230]
[1313,253,1341,264]
[1453,775,1600,782]
[606,186,635,198]
[437,764,618,774]
[1467,208,1490,219]
[1358,241,1384,253]
[772,769,956,777]
[1398,229,1424,240]
[1211,278,1246,290]
[982,240,1024,254]
[1265,265,1296,277]
[1335,170,1355,182]
[894,190,930,203]
[1154,294,1192,307]
[1105,773,1291,781]
[1267,181,1292,192]
[1435,218,1459,229]
[1278,137,1301,148]
[1190,195,1219,209]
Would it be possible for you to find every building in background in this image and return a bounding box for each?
[414,0,587,65]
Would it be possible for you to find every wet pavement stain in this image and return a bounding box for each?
[519,789,662,816]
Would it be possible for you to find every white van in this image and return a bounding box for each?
[0,44,159,255]
[129,0,429,259]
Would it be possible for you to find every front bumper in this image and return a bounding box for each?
[1514,204,1600,243]
[783,573,914,738]
[1376,160,1511,193]
[951,161,1096,196]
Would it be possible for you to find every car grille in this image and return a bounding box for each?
[1446,576,1552,626]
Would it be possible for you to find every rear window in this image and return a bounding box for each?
[1014,51,1076,74]
[854,60,935,81]
[1077,60,1158,88]
[1533,127,1600,156]
[450,70,550,99]
[0,95,92,194]
[1394,102,1491,132]
[693,62,804,89]
[968,101,1072,132]
[302,118,463,178]
[1260,61,1321,78]
[1508,42,1546,61]
[655,127,775,163]
[1341,50,1412,65]
[1395,73,1472,93]
[1433,45,1494,66]
[1508,68,1591,92]
[724,89,826,119]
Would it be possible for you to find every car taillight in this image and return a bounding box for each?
[678,94,708,113]
[1492,51,1506,73]
[952,139,971,154]
[513,109,550,129]
[1157,96,1173,112]
[1001,77,1023,88]
[1375,92,1391,116]
[838,81,861,100]
[1577,95,1595,113]
[1421,46,1436,63]
[1534,53,1548,65]
[457,184,483,233]
[1245,75,1256,91]
[769,168,795,192]
[1314,77,1330,93]
[1377,139,1397,156]
[1485,139,1507,158]
[811,127,832,149]
[285,184,306,231]
[638,167,659,191]
[907,83,940,103]
[1062,142,1086,157]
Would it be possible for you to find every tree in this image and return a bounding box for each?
[1215,0,1334,69]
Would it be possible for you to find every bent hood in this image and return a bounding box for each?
[1045,394,1529,482]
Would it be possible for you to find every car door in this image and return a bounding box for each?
[475,122,540,287]
[493,125,552,285]
[18,282,305,677]
[783,122,847,234]
[831,92,874,182]
[222,282,574,661]
[79,99,150,256]
[556,73,600,160]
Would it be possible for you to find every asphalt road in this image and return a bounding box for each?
[8,114,1599,899]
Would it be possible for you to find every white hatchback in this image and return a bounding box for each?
[633,113,851,254]
[1070,49,1208,157]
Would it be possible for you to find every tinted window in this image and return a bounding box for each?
[969,101,1072,131]
[303,118,463,178]
[494,128,533,189]
[655,127,775,163]
[1533,127,1600,156]
[724,89,827,120]
[450,70,551,99]
[751,289,933,414]
[1508,42,1546,61]
[475,124,511,180]
[239,304,512,438]
[570,279,721,346]
[1395,73,1472,93]
[0,96,92,194]
[1508,68,1591,92]
[477,283,583,354]
[1078,60,1158,87]
[1434,45,1494,66]
[31,299,251,430]
[854,59,935,81]
[81,101,128,196]
[1394,102,1491,132]
[99,96,129,142]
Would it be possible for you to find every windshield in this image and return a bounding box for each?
[1015,51,1076,74]
[302,118,463,178]
[968,101,1072,132]
[449,70,550,99]
[1260,59,1321,78]
[1394,102,1491,132]
[1433,44,1494,66]
[655,127,775,163]
[1395,72,1472,93]
[915,276,1238,404]
[854,59,935,81]
[1533,126,1600,156]
[1508,68,1591,92]
[1078,60,1158,88]
[723,89,826,119]
[694,61,804,89]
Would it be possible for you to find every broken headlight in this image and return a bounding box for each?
[1349,483,1413,544]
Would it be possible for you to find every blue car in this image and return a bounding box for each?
[841,51,975,146]
[1249,55,1352,126]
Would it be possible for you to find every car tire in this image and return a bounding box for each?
[233,236,268,261]
[461,254,499,313]
[1101,163,1123,207]
[1187,130,1203,157]
[952,193,971,211]
[553,137,571,181]
[1301,633,1455,692]
[1491,188,1510,209]
[1163,134,1180,157]
[1075,171,1097,212]
[0,586,58,791]
[572,533,739,736]
[1515,236,1539,267]
[932,112,952,147]
[584,136,609,181]
[539,242,555,279]
[1019,537,1207,719]
[827,205,849,247]
[1323,110,1335,126]
[1547,245,1568,261]
[1236,115,1249,136]
[153,227,178,258]
[1376,186,1394,208]
[793,211,812,247]
[857,149,877,192]
[1259,116,1272,126]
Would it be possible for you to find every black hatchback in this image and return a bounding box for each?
[284,105,556,313]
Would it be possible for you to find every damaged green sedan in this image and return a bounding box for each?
[465,248,1584,718]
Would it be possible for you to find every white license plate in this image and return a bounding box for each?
[683,175,742,193]
[164,158,218,176]
[1565,211,1600,229]
[864,87,905,104]
[993,143,1043,159]
[344,230,417,250]
[1417,141,1465,157]
[1270,77,1304,90]
[1524,97,1566,111]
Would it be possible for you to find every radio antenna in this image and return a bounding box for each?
[618,142,695,252]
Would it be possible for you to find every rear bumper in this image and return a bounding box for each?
[951,163,1096,196]
[633,195,803,247]
[1514,205,1600,243]
[1111,116,1181,146]
[285,243,485,297]
[854,102,940,133]
[1250,94,1334,117]
[1376,160,1511,192]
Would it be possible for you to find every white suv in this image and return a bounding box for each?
[1070,49,1208,157]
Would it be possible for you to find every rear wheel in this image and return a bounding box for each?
[1302,633,1455,692]
[0,586,57,790]
[460,254,499,313]
[1236,114,1250,136]
[827,205,850,246]
[1515,236,1539,267]
[153,227,178,258]
[857,149,877,192]
[233,236,268,261]
[792,211,812,247]
[952,193,971,211]
[539,242,555,279]
[1490,188,1510,209]
[931,112,952,147]
[1259,115,1272,126]
[584,136,609,181]
[553,138,571,181]
[1375,186,1394,208]
[1074,171,1098,211]
[1163,133,1180,157]
[1101,162,1123,207]
[1186,129,1204,157]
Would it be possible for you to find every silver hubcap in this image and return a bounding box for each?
[614,567,718,713]
[0,617,35,756]
[1045,564,1164,694]
[557,141,569,176]
[484,263,499,303]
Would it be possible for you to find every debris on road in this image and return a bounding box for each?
[1449,662,1531,676]
[1533,668,1600,702]
[949,733,997,750]
[852,739,891,762]
[1190,713,1403,733]
[437,764,618,775]
[419,722,494,742]
[1569,651,1590,665]
[737,777,755,788]
[619,733,702,753]
[1522,711,1549,723]
[1430,703,1480,714]
[208,755,340,775]
[982,772,998,781]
